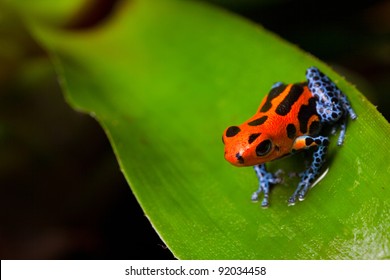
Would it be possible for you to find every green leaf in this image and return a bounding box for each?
[3,0,86,25]
[10,0,390,259]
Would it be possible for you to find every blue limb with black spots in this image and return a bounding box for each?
[288,135,329,205]
[306,67,357,145]
[252,164,282,208]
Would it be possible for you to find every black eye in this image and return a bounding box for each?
[256,140,272,156]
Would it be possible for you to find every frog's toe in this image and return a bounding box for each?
[287,195,297,206]
[261,198,269,208]
[251,192,260,202]
[298,193,307,201]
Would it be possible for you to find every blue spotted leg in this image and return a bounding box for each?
[252,164,282,208]
[306,67,357,146]
[288,135,329,205]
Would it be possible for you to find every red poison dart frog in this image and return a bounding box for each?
[222,67,357,207]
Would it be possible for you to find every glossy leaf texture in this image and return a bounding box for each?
[10,0,390,259]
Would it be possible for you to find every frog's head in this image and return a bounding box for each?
[222,118,286,167]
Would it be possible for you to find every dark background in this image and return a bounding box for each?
[0,0,388,259]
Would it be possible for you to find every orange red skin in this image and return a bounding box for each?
[223,84,320,167]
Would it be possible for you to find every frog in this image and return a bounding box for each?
[222,66,357,207]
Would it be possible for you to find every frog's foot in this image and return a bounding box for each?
[288,173,314,206]
[252,164,282,208]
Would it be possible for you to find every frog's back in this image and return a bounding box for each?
[255,83,321,140]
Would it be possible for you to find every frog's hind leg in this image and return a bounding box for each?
[306,67,344,122]
[306,67,357,145]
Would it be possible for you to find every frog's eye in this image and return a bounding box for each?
[256,140,272,156]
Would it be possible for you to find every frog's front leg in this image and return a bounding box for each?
[288,135,329,205]
[252,164,281,208]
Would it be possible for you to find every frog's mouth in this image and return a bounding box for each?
[224,149,245,166]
